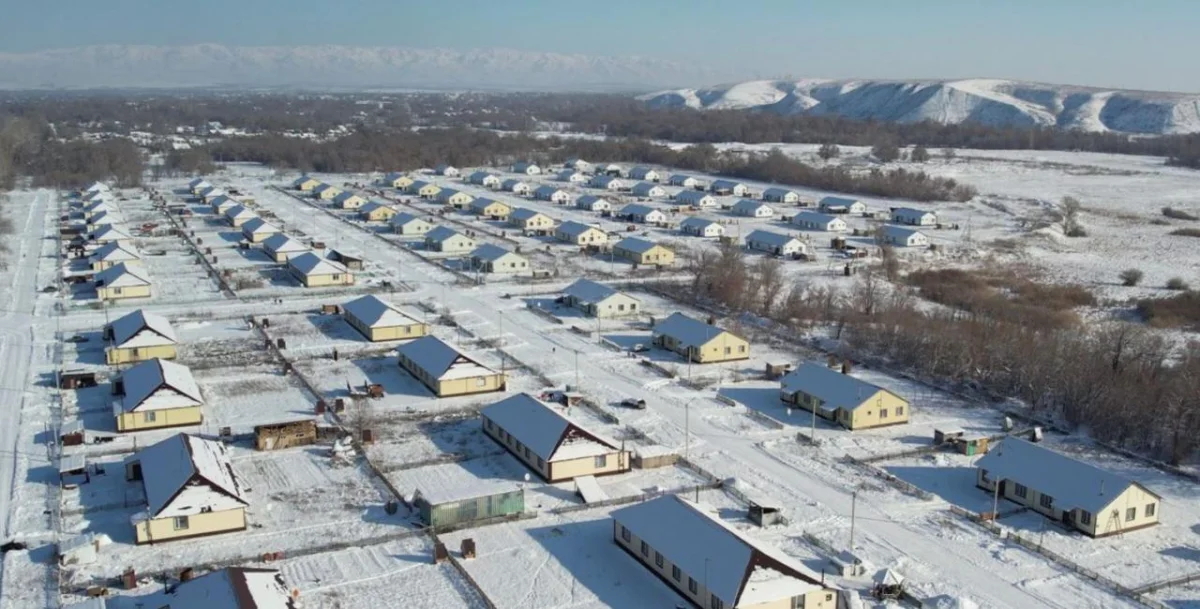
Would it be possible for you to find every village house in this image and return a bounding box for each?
[780,362,910,430]
[342,294,428,342]
[470,244,530,274]
[679,216,725,238]
[434,164,459,177]
[880,225,930,248]
[629,166,661,182]
[358,201,398,222]
[618,203,667,225]
[396,335,505,397]
[292,176,321,191]
[424,226,477,253]
[564,158,593,173]
[556,169,589,184]
[669,174,703,189]
[128,568,295,609]
[554,221,609,246]
[89,241,142,271]
[125,433,248,544]
[792,211,848,232]
[312,183,343,201]
[406,462,525,529]
[745,229,806,257]
[501,179,532,196]
[674,190,718,208]
[534,185,571,204]
[508,208,556,233]
[710,179,749,197]
[112,359,204,432]
[105,309,178,365]
[632,182,667,198]
[652,312,749,363]
[562,278,641,318]
[613,237,675,267]
[436,187,475,209]
[199,187,227,204]
[731,199,775,218]
[223,204,258,228]
[287,252,354,287]
[95,263,152,301]
[261,233,310,263]
[468,197,512,219]
[595,163,625,176]
[187,177,211,194]
[467,171,502,188]
[86,210,120,229]
[84,200,114,219]
[511,161,542,175]
[381,171,414,189]
[240,217,281,243]
[209,195,237,215]
[976,438,1162,537]
[481,393,631,482]
[390,212,435,236]
[332,191,367,210]
[818,196,867,215]
[409,180,442,199]
[612,495,840,609]
[89,225,134,244]
[590,175,627,191]
[892,207,938,226]
[575,194,613,212]
[763,187,802,204]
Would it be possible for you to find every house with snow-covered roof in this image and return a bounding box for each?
[613,237,674,266]
[187,177,211,194]
[409,180,441,199]
[891,207,938,226]
[240,217,281,243]
[85,181,111,194]
[312,183,343,201]
[89,241,142,271]
[575,194,613,212]
[291,176,321,192]
[468,171,502,188]
[132,567,295,609]
[287,252,353,287]
[554,221,609,246]
[612,495,840,609]
[481,393,631,482]
[223,204,258,228]
[424,226,476,253]
[342,294,427,342]
[105,309,177,365]
[745,229,806,257]
[209,195,237,215]
[511,161,542,175]
[89,225,133,245]
[261,233,310,263]
[508,208,556,233]
[632,182,667,198]
[95,263,152,302]
[468,197,512,219]
[564,158,593,172]
[590,175,627,191]
[674,190,718,208]
[562,278,640,318]
[791,211,847,232]
[390,212,435,236]
[403,461,525,529]
[112,359,204,432]
[629,166,661,182]
[436,187,474,209]
[333,191,368,210]
[780,362,909,430]
[652,312,748,364]
[879,225,929,248]
[679,216,725,238]
[818,196,866,215]
[396,336,505,397]
[434,164,459,177]
[710,179,749,197]
[125,433,248,544]
[358,201,398,222]
[762,187,802,204]
[501,179,532,195]
[470,244,530,274]
[669,174,703,189]
[556,169,589,184]
[533,185,571,204]
[618,203,666,225]
[732,199,775,218]
[381,172,414,189]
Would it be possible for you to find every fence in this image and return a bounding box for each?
[841,455,933,501]
[548,482,722,515]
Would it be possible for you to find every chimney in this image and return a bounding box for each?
[706,316,716,326]
[841,360,852,375]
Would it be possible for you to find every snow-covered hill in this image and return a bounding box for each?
[640,79,1200,135]
[0,44,726,92]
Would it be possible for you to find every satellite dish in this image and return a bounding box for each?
[524,473,531,483]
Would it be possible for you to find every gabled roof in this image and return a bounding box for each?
[794,211,841,224]
[287,252,349,276]
[383,171,408,183]
[745,229,799,248]
[614,237,662,254]
[512,161,539,171]
[510,207,549,222]
[437,187,463,198]
[781,362,897,415]
[224,205,257,220]
[291,175,318,187]
[631,182,662,194]
[471,243,519,263]
[881,225,926,241]
[85,181,110,193]
[669,173,697,182]
[342,294,420,329]
[619,203,659,217]
[534,185,566,197]
[501,178,529,190]
[630,166,657,176]
[425,225,464,243]
[187,177,210,188]
[210,195,236,208]
[556,220,603,238]
[199,186,226,198]
[147,567,294,609]
[575,195,611,208]
[556,169,584,180]
[652,312,732,349]
[396,336,498,381]
[562,278,628,305]
[116,359,203,413]
[91,225,133,241]
[763,187,798,198]
[94,263,151,288]
[468,170,499,181]
[135,434,248,517]
[262,233,309,254]
[976,439,1157,514]
[893,206,934,218]
[89,241,141,263]
[109,309,177,347]
[592,175,623,186]
[469,197,509,211]
[481,393,620,462]
[733,199,771,212]
[313,183,340,194]
[333,191,364,203]
[390,212,430,227]
[675,190,713,203]
[409,179,431,190]
[680,216,721,230]
[241,217,279,234]
[711,179,745,189]
[359,201,392,214]
[611,496,826,605]
[819,195,860,207]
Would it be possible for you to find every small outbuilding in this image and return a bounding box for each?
[674,190,718,208]
[404,462,524,529]
[710,179,748,197]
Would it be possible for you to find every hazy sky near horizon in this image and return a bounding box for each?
[3,0,1196,92]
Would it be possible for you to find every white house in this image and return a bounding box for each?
[575,195,613,212]
[467,171,502,189]
[533,185,571,204]
[508,208,556,233]
[240,217,281,243]
[763,187,801,204]
[731,199,774,218]
[470,244,530,274]
[390,212,435,236]
[710,179,748,197]
[679,217,725,238]
[90,225,134,244]
[563,158,593,173]
[186,177,211,194]
[424,226,477,253]
[434,164,459,177]
[556,169,589,184]
[631,182,667,198]
[746,229,807,257]
[818,196,867,215]
[501,179,532,195]
[511,161,542,175]
[619,204,667,224]
[880,225,930,248]
[89,241,142,270]
[629,166,661,182]
[590,175,627,191]
[261,233,310,262]
[669,174,702,189]
[792,211,848,232]
[892,207,938,226]
[223,205,258,228]
[594,163,624,176]
[674,190,717,208]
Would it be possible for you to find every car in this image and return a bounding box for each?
[65,335,87,343]
[41,285,57,293]
[620,398,646,410]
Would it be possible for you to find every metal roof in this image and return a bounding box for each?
[425,225,463,243]
[94,263,151,288]
[89,241,141,263]
[116,359,203,413]
[109,309,177,347]
[562,278,621,305]
[680,216,720,230]
[342,294,419,328]
[794,211,841,224]
[262,233,309,253]
[819,195,860,207]
[510,207,548,221]
[135,568,294,609]
[614,237,662,255]
[135,433,247,517]
[481,393,619,462]
[619,204,659,217]
[674,190,713,203]
[241,217,279,234]
[534,185,565,197]
[711,179,744,189]
[763,187,798,198]
[652,312,731,349]
[389,212,429,226]
[881,225,926,241]
[470,243,518,262]
[287,252,349,276]
[556,220,602,238]
[780,362,895,414]
[396,336,497,381]
[745,229,799,248]
[469,197,508,212]
[733,199,772,213]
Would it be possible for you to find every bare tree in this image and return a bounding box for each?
[753,256,785,316]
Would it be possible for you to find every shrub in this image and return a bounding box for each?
[1166,277,1190,290]
[1119,269,1144,286]
[1136,291,1200,329]
[1065,226,1089,237]
[911,145,930,163]
[1162,207,1199,221]
[1170,228,1200,238]
[817,143,840,160]
[872,141,901,163]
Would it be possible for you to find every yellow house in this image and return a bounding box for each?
[187,177,211,194]
[94,263,153,301]
[780,362,909,430]
[651,312,749,364]
[287,252,354,287]
[334,191,368,210]
[125,434,248,544]
[89,225,134,245]
[613,237,675,267]
[396,336,505,398]
[358,201,398,222]
[89,241,142,271]
[554,221,609,246]
[313,183,343,200]
[977,438,1162,537]
[292,176,321,191]
[468,197,512,219]
[342,294,428,342]
[437,188,475,208]
[223,204,258,227]
[261,233,310,263]
[508,208,556,233]
[382,172,414,189]
[105,309,178,365]
[390,212,434,236]
[410,181,442,199]
[112,359,204,432]
[481,393,630,482]
[612,495,841,609]
[240,217,281,243]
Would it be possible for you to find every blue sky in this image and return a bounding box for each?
[3,0,1195,92]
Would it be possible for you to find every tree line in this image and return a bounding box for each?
[0,115,144,188]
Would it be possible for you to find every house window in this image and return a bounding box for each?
[896,406,904,416]
[737,345,745,353]
[710,595,723,609]
[630,303,637,311]
[621,525,631,542]
[1079,510,1091,525]
[672,565,681,581]
[1146,503,1156,517]
[724,347,731,355]
[523,447,531,460]
[1040,494,1054,509]
[688,577,698,594]
[1014,483,1028,499]
[484,419,492,430]
[880,409,888,419]
[655,551,663,568]
[595,455,607,468]
[537,457,544,469]
[173,516,189,530]
[1126,507,1137,522]
[640,541,649,557]
[143,411,157,423]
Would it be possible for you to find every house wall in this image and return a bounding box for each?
[432,237,475,253]
[362,209,396,221]
[839,390,910,430]
[482,418,551,479]
[135,508,246,544]
[436,372,505,397]
[265,248,305,263]
[229,216,253,227]
[106,344,177,365]
[92,258,142,271]
[478,203,510,218]
[976,471,1160,537]
[244,230,276,243]
[346,315,427,342]
[298,271,354,287]
[116,405,203,432]
[316,189,341,200]
[588,294,640,318]
[297,181,319,191]
[618,246,675,266]
[656,331,749,363]
[480,255,529,274]
[97,284,152,301]
[550,451,630,481]
[394,222,431,235]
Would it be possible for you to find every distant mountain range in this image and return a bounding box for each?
[639,79,1200,135]
[0,44,727,92]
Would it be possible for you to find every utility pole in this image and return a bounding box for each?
[498,311,505,373]
[849,490,858,552]
[574,349,580,389]
[992,476,1002,535]
[810,402,817,444]
[684,401,690,463]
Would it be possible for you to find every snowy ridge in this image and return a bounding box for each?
[640,78,1200,134]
